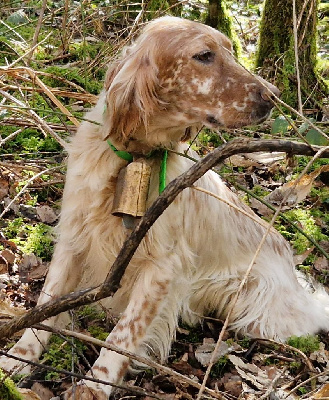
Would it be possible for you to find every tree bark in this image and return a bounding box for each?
[205,0,241,56]
[0,138,328,341]
[256,0,328,110]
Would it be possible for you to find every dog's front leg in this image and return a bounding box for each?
[0,245,83,374]
[64,262,173,399]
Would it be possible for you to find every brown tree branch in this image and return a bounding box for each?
[0,138,328,340]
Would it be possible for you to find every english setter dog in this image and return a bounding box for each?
[2,16,329,399]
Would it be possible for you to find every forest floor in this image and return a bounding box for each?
[0,1,329,399]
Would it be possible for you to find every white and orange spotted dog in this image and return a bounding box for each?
[2,17,329,399]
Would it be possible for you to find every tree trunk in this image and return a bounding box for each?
[205,0,241,56]
[256,0,328,111]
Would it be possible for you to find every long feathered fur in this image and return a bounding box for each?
[2,16,329,399]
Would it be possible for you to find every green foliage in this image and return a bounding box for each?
[197,129,223,148]
[277,209,328,254]
[271,116,290,134]
[4,220,54,261]
[305,129,329,146]
[210,355,231,377]
[297,387,309,395]
[77,305,106,321]
[43,66,103,94]
[40,335,86,380]
[287,335,320,354]
[88,326,109,341]
[178,322,203,343]
[3,218,24,239]
[237,336,252,348]
[1,128,62,154]
[21,223,54,259]
[0,369,23,400]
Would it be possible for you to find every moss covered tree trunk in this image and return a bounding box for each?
[256,0,328,110]
[205,0,241,56]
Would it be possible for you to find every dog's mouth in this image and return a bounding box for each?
[205,106,272,129]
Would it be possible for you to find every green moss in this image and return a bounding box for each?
[0,369,23,400]
[4,220,54,261]
[3,218,24,239]
[42,66,103,94]
[77,305,106,321]
[210,355,231,377]
[256,0,328,108]
[287,335,320,354]
[88,326,109,341]
[21,223,54,260]
[205,0,241,57]
[277,209,328,254]
[1,128,62,154]
[297,387,309,395]
[40,335,86,380]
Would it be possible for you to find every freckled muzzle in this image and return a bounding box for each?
[220,77,281,128]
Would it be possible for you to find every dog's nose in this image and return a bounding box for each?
[260,82,281,102]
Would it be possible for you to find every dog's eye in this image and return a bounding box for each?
[192,50,215,64]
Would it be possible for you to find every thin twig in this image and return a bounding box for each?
[0,90,67,147]
[293,0,303,114]
[0,350,162,399]
[32,324,227,400]
[27,0,48,63]
[0,166,61,219]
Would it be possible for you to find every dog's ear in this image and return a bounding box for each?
[103,46,160,141]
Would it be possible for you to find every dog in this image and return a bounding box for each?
[2,16,329,399]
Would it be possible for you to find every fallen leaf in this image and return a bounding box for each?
[265,165,329,209]
[0,298,26,318]
[228,354,271,389]
[195,338,230,366]
[314,257,329,272]
[18,388,41,400]
[36,205,59,224]
[29,263,49,280]
[249,197,273,217]
[293,247,314,265]
[0,176,9,200]
[310,342,329,366]
[0,249,15,265]
[31,382,55,400]
[312,383,329,399]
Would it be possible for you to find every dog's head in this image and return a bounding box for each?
[103,17,279,152]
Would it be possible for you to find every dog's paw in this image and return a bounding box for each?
[63,382,108,400]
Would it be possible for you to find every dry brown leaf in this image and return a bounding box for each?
[310,342,329,366]
[0,299,26,318]
[31,382,55,400]
[36,205,59,224]
[0,249,15,265]
[228,354,272,389]
[265,164,329,209]
[195,338,230,366]
[312,383,329,399]
[18,388,41,399]
[293,247,314,265]
[0,177,9,200]
[314,257,329,272]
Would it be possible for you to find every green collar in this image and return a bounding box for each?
[107,139,168,194]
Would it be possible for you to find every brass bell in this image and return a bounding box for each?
[112,158,151,219]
